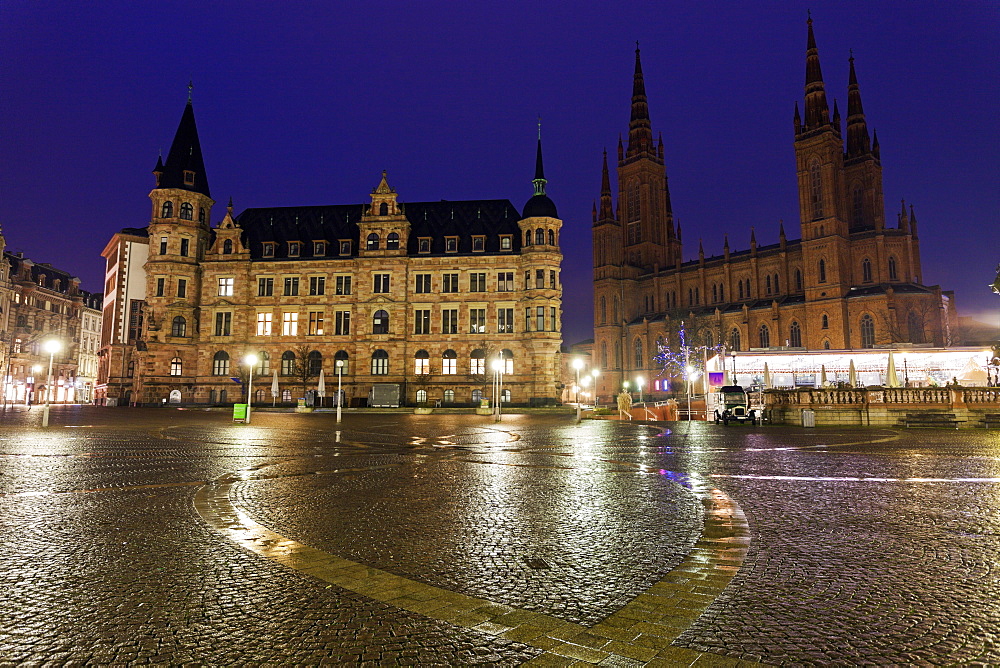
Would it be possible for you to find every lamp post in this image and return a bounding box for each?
[572,358,584,423]
[591,368,600,407]
[635,376,645,403]
[41,339,61,428]
[492,356,504,422]
[244,354,257,424]
[29,364,41,407]
[335,359,344,423]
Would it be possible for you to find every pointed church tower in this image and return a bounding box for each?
[593,149,622,270]
[843,54,886,232]
[617,45,677,270]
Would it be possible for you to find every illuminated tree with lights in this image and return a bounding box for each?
[652,320,724,393]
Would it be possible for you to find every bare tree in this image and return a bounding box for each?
[291,344,318,399]
[467,342,498,401]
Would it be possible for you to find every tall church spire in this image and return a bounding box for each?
[522,123,558,219]
[803,17,831,132]
[533,120,547,196]
[627,43,654,159]
[846,54,873,158]
[599,149,614,220]
[156,93,211,197]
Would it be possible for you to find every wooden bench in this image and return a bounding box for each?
[902,413,963,429]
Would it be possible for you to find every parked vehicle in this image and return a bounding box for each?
[709,385,759,425]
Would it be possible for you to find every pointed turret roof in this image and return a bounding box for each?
[522,127,558,219]
[846,54,873,158]
[627,44,654,159]
[156,97,210,197]
[803,17,831,132]
[598,149,614,221]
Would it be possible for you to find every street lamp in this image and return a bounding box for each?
[492,356,504,422]
[335,358,345,423]
[244,354,258,424]
[572,358,584,423]
[635,376,645,403]
[29,364,41,407]
[41,339,61,428]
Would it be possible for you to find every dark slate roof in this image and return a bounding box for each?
[235,199,524,259]
[119,226,149,238]
[847,282,934,297]
[154,102,210,197]
[5,252,78,294]
[522,193,559,219]
[80,291,103,309]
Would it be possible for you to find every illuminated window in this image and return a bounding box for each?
[218,277,234,297]
[170,357,182,376]
[282,312,298,336]
[171,316,186,337]
[414,350,430,375]
[212,351,230,376]
[371,349,388,375]
[386,233,399,250]
[281,351,296,375]
[442,349,457,374]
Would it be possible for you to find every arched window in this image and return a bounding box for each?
[501,349,514,374]
[386,232,399,250]
[170,357,182,376]
[212,351,230,376]
[444,389,455,404]
[334,350,349,374]
[180,202,194,220]
[416,389,427,403]
[171,316,186,337]
[282,389,292,402]
[809,159,824,218]
[371,349,388,375]
[614,341,622,369]
[414,349,429,375]
[634,338,644,369]
[852,185,864,226]
[627,182,640,223]
[718,284,724,302]
[535,229,544,245]
[862,258,872,283]
[501,389,511,403]
[379,202,388,216]
[818,259,827,283]
[704,330,714,349]
[161,201,173,218]
[758,324,770,349]
[860,314,876,348]
[745,279,751,298]
[822,314,829,329]
[548,229,555,245]
[281,350,296,375]
[765,275,772,295]
[795,269,803,292]
[472,389,483,403]
[198,207,206,223]
[888,257,898,281]
[600,296,607,324]
[442,349,457,374]
[712,285,718,303]
[823,339,831,350]
[223,239,233,254]
[307,350,322,375]
[601,342,608,369]
[729,328,741,352]
[524,230,531,246]
[366,233,380,250]
[470,349,486,375]
[372,309,389,334]
[613,296,620,323]
[773,274,780,294]
[256,351,270,375]
[789,321,802,347]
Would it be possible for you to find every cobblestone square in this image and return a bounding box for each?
[0,406,997,665]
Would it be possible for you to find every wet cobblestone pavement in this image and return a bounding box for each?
[0,405,998,665]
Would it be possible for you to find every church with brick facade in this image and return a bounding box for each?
[592,20,957,401]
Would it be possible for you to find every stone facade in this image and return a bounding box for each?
[593,22,957,403]
[111,101,563,406]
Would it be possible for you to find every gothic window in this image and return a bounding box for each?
[822,314,829,329]
[614,341,622,369]
[738,281,744,300]
[758,324,770,349]
[371,349,389,375]
[745,279,751,298]
[386,232,399,250]
[765,275,772,295]
[161,201,173,218]
[888,256,898,281]
[379,202,388,216]
[634,338,644,369]
[795,268,803,292]
[613,296,620,323]
[627,182,640,223]
[704,330,714,349]
[773,274,780,294]
[281,350,296,375]
[712,285,718,303]
[862,258,873,283]
[212,351,230,376]
[809,159,824,219]
[823,340,831,349]
[718,284,724,302]
[535,229,544,245]
[180,202,194,220]
[860,314,876,348]
[852,185,864,226]
[308,350,322,375]
[601,342,608,369]
[223,239,233,254]
[170,357,182,376]
[600,297,607,325]
[627,223,640,245]
[366,233,379,250]
[818,259,827,283]
[372,309,389,334]
[729,328,741,352]
[334,350,349,374]
[789,321,802,347]
[171,316,186,337]
[548,229,555,245]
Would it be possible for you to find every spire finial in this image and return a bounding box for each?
[537,115,541,140]
[187,80,193,103]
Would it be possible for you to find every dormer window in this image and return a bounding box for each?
[472,236,485,252]
[367,233,380,250]
[288,242,300,257]
[161,201,173,218]
[499,235,512,251]
[223,239,233,254]
[339,240,351,256]
[313,241,326,256]
[445,236,458,253]
[180,202,194,220]
[386,233,400,250]
[262,243,275,257]
[183,170,195,185]
[37,275,46,287]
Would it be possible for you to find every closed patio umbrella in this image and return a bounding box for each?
[271,369,279,406]
[318,368,326,397]
[849,359,857,387]
[886,351,900,387]
[820,364,828,386]
[763,362,771,389]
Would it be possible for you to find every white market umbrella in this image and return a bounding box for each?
[270,369,279,405]
[318,369,326,397]
[848,359,858,387]
[763,363,771,389]
[886,351,900,388]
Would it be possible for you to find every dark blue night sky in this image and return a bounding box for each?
[2,1,997,344]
